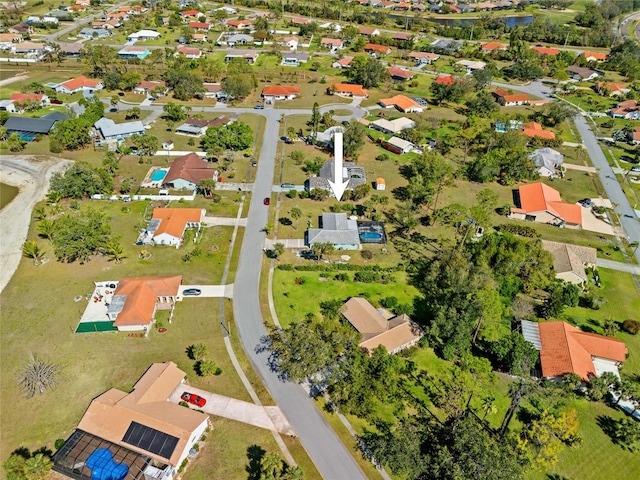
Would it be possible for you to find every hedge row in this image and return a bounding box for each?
[495,223,541,238]
[277,264,404,272]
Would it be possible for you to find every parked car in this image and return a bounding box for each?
[263,197,271,205]
[578,198,595,208]
[182,288,202,296]
[281,183,294,189]
[631,166,640,173]
[181,392,206,407]
[254,104,264,109]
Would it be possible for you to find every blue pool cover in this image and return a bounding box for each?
[86,448,129,480]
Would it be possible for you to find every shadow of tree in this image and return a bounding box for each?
[547,474,570,480]
[245,444,266,480]
[596,414,619,445]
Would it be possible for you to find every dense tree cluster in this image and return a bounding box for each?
[347,56,389,88]
[49,162,113,199]
[200,121,254,152]
[48,209,114,263]
[49,97,104,152]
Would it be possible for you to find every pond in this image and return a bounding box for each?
[424,15,535,28]
[0,183,18,210]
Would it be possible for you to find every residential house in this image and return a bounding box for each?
[8,23,32,35]
[522,121,556,140]
[383,136,415,154]
[332,56,353,69]
[393,32,412,42]
[379,94,424,113]
[224,49,259,64]
[0,33,21,49]
[308,159,366,194]
[509,182,582,227]
[127,30,161,41]
[94,118,145,144]
[541,240,597,286]
[58,42,83,58]
[201,82,225,99]
[630,126,640,144]
[281,51,309,67]
[175,47,202,59]
[607,100,640,120]
[144,208,205,248]
[226,19,252,30]
[4,114,64,138]
[12,41,46,55]
[341,298,424,354]
[192,33,207,43]
[409,51,439,65]
[56,75,103,94]
[435,75,456,86]
[481,41,508,53]
[430,38,462,54]
[290,17,310,26]
[106,12,129,22]
[371,117,415,135]
[281,36,299,50]
[320,37,343,50]
[394,2,412,11]
[531,46,560,56]
[175,116,231,136]
[522,320,627,380]
[595,81,630,97]
[492,89,530,106]
[330,83,368,98]
[188,21,211,31]
[364,43,391,56]
[180,9,203,19]
[358,26,380,36]
[262,85,301,101]
[53,362,209,478]
[307,213,361,250]
[10,93,49,109]
[163,153,218,190]
[133,80,167,96]
[582,51,608,62]
[106,277,182,329]
[118,46,151,60]
[0,100,16,113]
[456,59,486,74]
[388,66,414,80]
[529,147,564,178]
[567,65,600,82]
[226,33,254,46]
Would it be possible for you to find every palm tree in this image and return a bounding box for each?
[197,178,216,198]
[17,355,62,398]
[481,394,497,421]
[22,241,46,265]
[104,240,127,264]
[46,190,62,205]
[36,219,55,242]
[23,453,53,480]
[32,205,47,220]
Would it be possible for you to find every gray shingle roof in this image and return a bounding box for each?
[309,160,366,192]
[5,116,57,134]
[308,213,360,246]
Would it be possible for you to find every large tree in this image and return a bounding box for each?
[49,162,113,199]
[348,56,389,88]
[51,208,113,263]
[342,120,366,160]
[201,121,254,152]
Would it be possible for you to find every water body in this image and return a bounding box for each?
[424,14,535,28]
[0,183,18,209]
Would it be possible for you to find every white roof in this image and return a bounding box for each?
[387,136,414,150]
[372,117,415,133]
[95,118,144,138]
[456,59,486,70]
[128,29,160,38]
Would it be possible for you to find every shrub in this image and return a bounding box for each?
[380,296,399,309]
[179,401,190,407]
[376,153,389,161]
[294,277,306,285]
[354,270,379,283]
[495,223,540,238]
[395,303,414,316]
[179,458,188,473]
[196,359,222,376]
[55,439,66,450]
[579,293,606,310]
[361,250,374,260]
[334,273,349,281]
[622,319,640,335]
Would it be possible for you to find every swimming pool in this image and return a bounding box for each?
[151,170,167,182]
[360,232,382,240]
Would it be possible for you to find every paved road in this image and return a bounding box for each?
[493,80,640,262]
[232,111,368,479]
[597,258,640,275]
[616,11,640,42]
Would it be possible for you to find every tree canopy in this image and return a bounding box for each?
[201,121,254,151]
[49,162,113,199]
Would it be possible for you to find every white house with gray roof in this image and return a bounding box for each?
[308,159,366,194]
[94,118,144,144]
[307,213,361,250]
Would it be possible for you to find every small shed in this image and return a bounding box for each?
[375,178,386,190]
[162,140,174,150]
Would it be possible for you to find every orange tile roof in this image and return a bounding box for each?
[152,208,204,241]
[516,182,582,225]
[365,43,391,53]
[435,75,455,85]
[261,85,301,96]
[112,276,182,327]
[388,66,413,79]
[409,51,439,60]
[180,9,201,16]
[583,51,608,61]
[335,56,353,66]
[321,37,342,46]
[10,93,43,103]
[493,89,530,103]
[176,46,201,56]
[531,46,560,56]
[481,41,507,51]
[188,21,210,29]
[379,94,421,111]
[538,322,627,380]
[77,362,208,466]
[596,81,628,94]
[59,75,101,91]
[290,17,310,24]
[332,83,368,96]
[522,121,556,140]
[164,153,216,185]
[359,26,378,35]
[227,19,251,27]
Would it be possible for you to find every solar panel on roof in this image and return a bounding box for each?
[122,421,178,460]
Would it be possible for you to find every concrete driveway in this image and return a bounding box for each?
[169,387,294,436]
[179,284,234,298]
[580,206,615,235]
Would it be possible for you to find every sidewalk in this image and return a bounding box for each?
[596,258,640,275]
